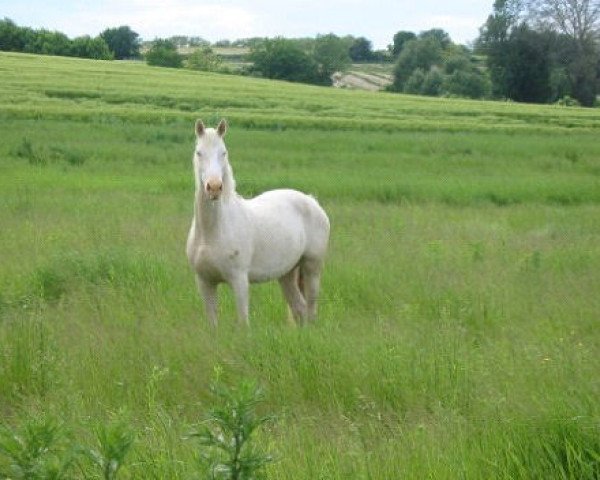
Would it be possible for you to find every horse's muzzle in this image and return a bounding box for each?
[205,177,223,200]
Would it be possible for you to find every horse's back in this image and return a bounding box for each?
[248,189,329,246]
[244,189,329,280]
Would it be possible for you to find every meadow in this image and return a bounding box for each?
[0,52,599,478]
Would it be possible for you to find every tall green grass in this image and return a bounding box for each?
[0,52,599,478]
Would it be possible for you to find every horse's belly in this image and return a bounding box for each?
[248,257,300,283]
[248,221,306,282]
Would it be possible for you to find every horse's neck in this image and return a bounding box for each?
[193,172,237,240]
[194,193,218,233]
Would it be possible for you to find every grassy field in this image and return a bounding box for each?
[0,52,599,478]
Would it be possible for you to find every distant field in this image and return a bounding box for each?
[212,46,251,57]
[332,67,393,91]
[0,52,599,478]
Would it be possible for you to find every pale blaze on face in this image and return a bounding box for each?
[194,119,228,201]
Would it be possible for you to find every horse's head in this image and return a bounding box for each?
[193,119,231,201]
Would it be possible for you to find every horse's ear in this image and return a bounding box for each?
[195,119,205,137]
[217,119,227,137]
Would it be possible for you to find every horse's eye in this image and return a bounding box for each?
[196,151,202,157]
[222,151,227,158]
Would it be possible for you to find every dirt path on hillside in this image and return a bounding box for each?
[332,71,392,91]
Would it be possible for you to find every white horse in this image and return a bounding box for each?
[186,119,330,327]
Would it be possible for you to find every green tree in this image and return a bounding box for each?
[403,68,426,94]
[504,24,553,102]
[145,39,183,68]
[100,26,140,59]
[596,58,600,99]
[349,36,374,61]
[390,31,491,99]
[529,0,599,45]
[249,37,319,84]
[477,0,524,98]
[391,37,444,91]
[444,50,472,74]
[0,18,31,51]
[444,69,492,99]
[70,36,113,60]
[419,28,452,49]
[441,46,491,99]
[567,38,599,106]
[389,30,416,57]
[422,66,445,96]
[187,46,223,72]
[529,0,600,106]
[479,0,599,106]
[313,33,352,83]
[26,29,71,56]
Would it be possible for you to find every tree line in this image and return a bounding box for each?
[0,19,379,86]
[143,33,383,85]
[0,19,142,60]
[2,1,598,106]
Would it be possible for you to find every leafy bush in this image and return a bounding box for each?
[249,38,320,84]
[556,95,581,107]
[49,146,86,166]
[390,34,491,99]
[313,33,351,82]
[188,380,275,480]
[100,26,140,60]
[83,420,135,480]
[13,137,45,165]
[403,68,426,94]
[0,417,77,480]
[349,37,374,61]
[25,29,71,56]
[391,37,444,92]
[443,69,491,99]
[70,35,112,60]
[421,66,445,96]
[145,39,183,68]
[390,31,417,57]
[187,46,224,72]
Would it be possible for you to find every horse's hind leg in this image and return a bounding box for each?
[300,257,323,322]
[278,267,307,325]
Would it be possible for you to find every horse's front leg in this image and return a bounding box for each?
[197,276,218,327]
[229,274,250,327]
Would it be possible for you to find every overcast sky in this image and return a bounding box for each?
[0,0,492,48]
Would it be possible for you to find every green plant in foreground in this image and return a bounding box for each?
[188,381,275,480]
[0,417,76,479]
[13,137,46,166]
[83,419,135,480]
